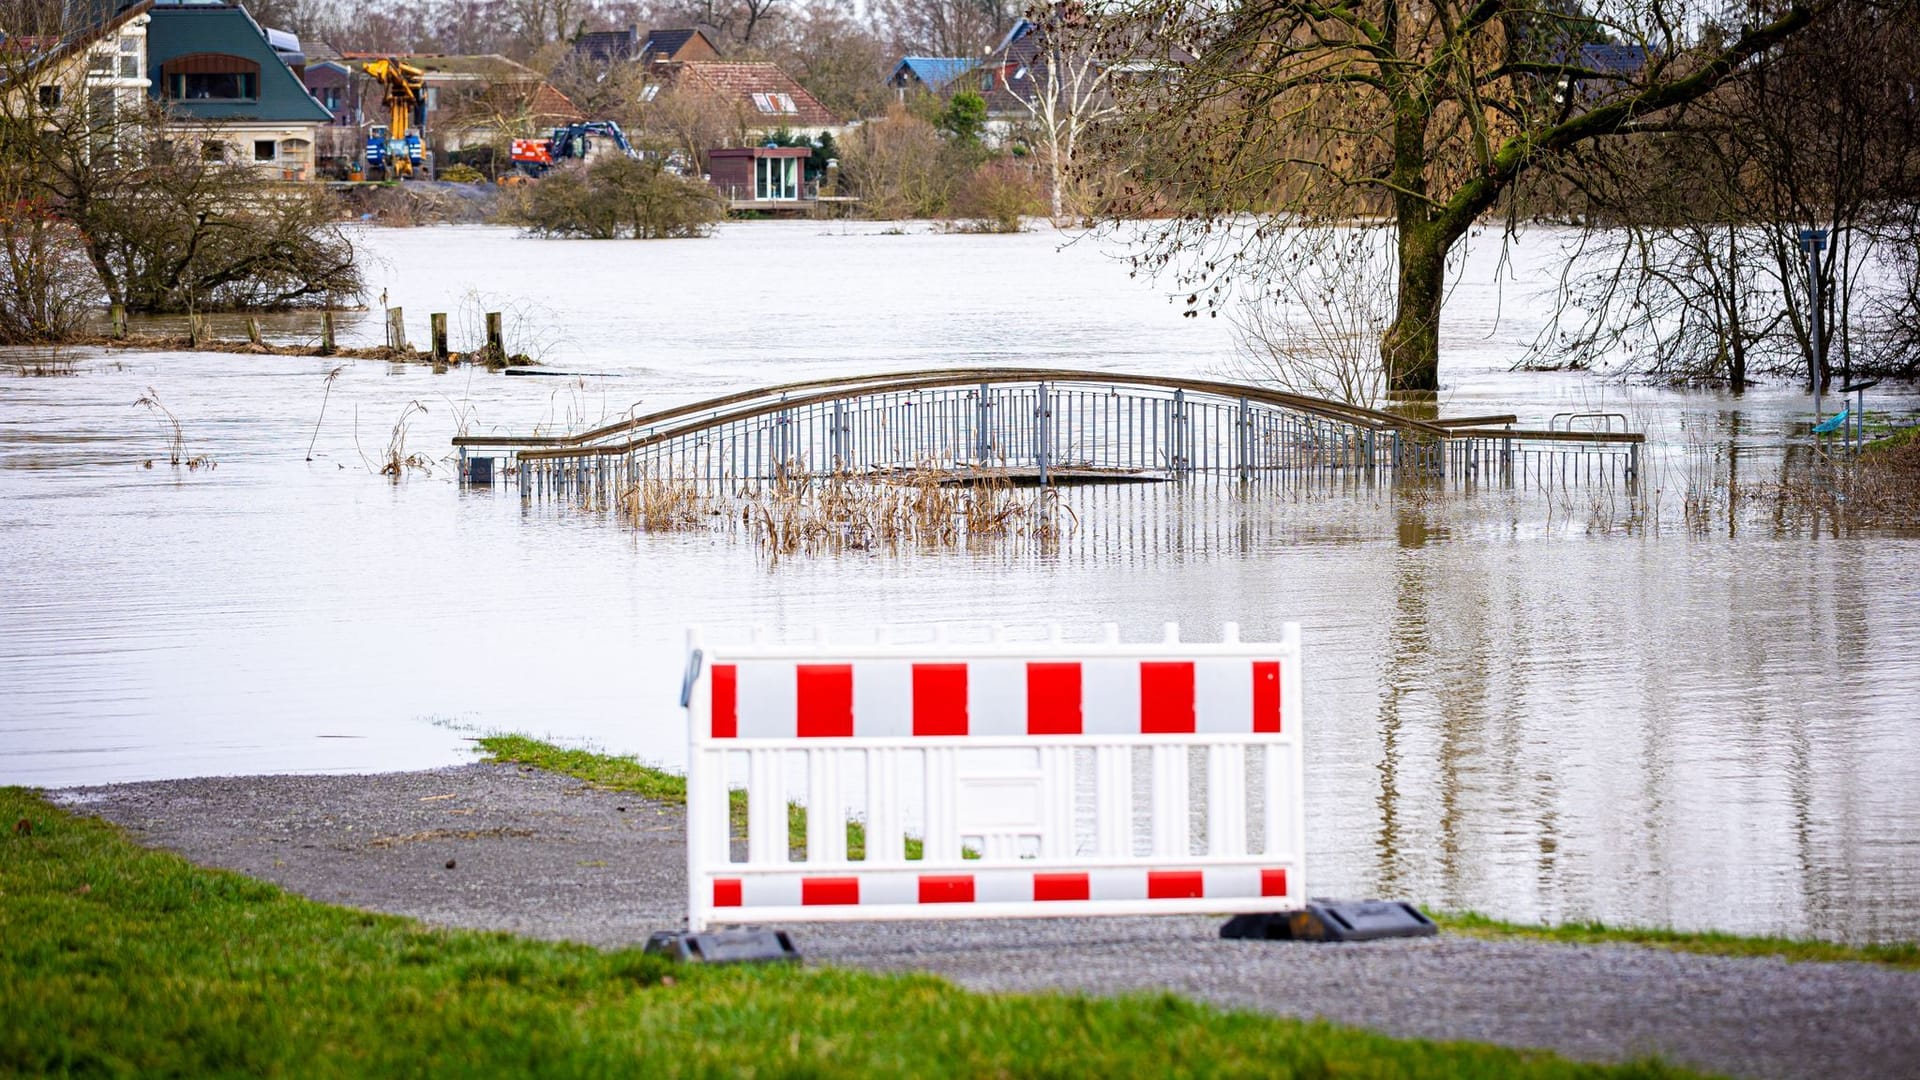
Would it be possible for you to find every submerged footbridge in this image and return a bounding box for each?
[454,368,1644,497]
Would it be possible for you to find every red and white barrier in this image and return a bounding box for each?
[681,623,1304,931]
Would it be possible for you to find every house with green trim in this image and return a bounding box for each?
[145,0,329,178]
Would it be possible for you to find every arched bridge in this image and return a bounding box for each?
[453,368,1643,497]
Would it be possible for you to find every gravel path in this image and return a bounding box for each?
[54,763,1920,1080]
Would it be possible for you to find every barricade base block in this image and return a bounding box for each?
[645,928,801,964]
[1220,900,1436,943]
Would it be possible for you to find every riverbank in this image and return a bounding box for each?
[39,760,1920,1079]
[2,331,536,371]
[7,784,1685,1079]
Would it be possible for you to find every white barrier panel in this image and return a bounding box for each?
[681,623,1304,932]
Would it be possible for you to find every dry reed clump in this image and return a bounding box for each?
[610,461,1077,556]
[618,468,715,529]
[356,400,432,478]
[1775,433,1920,529]
[131,387,215,470]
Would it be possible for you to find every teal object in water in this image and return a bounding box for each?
[1813,409,1850,434]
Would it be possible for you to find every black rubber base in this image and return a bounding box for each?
[644,929,801,964]
[1221,900,1437,942]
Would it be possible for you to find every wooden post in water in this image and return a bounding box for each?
[319,310,336,354]
[387,306,406,352]
[246,317,263,347]
[188,314,203,348]
[430,312,449,363]
[109,304,127,339]
[485,311,504,365]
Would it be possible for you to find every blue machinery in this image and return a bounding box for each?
[452,369,1646,500]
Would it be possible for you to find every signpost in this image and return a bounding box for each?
[1797,228,1829,429]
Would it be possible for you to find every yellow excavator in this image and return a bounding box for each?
[362,57,426,179]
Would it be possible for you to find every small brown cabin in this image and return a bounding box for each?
[708,146,812,203]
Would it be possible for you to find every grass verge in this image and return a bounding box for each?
[0,786,1692,1078]
[478,733,935,861]
[483,735,1919,973]
[1433,911,1920,970]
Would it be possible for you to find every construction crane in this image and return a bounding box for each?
[361,57,426,179]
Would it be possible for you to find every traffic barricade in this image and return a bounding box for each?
[678,622,1304,932]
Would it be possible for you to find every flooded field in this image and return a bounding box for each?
[4,222,1918,943]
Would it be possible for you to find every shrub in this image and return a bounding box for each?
[0,201,97,343]
[841,106,955,219]
[439,164,487,184]
[952,160,1045,233]
[516,157,722,240]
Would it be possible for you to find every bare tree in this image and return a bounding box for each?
[1539,0,1920,389]
[2,37,360,317]
[1010,6,1123,220]
[1092,0,1827,396]
[1230,228,1395,407]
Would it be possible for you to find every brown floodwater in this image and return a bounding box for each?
[4,222,1917,943]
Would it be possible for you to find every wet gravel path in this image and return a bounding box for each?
[54,763,1920,1080]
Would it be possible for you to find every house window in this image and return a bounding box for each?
[982,72,994,91]
[318,87,341,112]
[202,140,226,161]
[38,85,61,108]
[750,92,798,115]
[119,36,140,79]
[161,55,261,101]
[87,51,114,75]
[169,72,257,100]
[254,139,277,162]
[640,84,659,103]
[754,155,797,200]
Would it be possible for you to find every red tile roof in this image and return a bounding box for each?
[676,61,841,128]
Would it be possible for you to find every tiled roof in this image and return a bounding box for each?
[677,61,841,127]
[890,56,978,91]
[529,82,584,123]
[643,28,697,58]
[1579,43,1649,76]
[572,28,639,63]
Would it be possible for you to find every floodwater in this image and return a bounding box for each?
[4,222,1918,944]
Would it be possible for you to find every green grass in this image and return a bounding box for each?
[0,787,1695,1078]
[478,733,944,861]
[485,736,1919,973]
[1434,911,1920,970]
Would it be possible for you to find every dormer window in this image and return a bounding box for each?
[750,91,797,114]
[162,54,261,101]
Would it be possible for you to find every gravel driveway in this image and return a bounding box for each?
[53,763,1920,1080]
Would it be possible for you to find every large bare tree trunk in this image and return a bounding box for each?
[1382,223,1444,396]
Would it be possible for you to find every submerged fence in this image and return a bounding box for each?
[454,369,1645,500]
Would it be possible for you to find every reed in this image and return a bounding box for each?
[610,461,1075,558]
[377,400,432,478]
[131,387,214,470]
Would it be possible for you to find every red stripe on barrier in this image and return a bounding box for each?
[1140,662,1196,733]
[714,878,742,907]
[1033,872,1090,901]
[1260,868,1289,897]
[912,664,969,736]
[1026,662,1082,735]
[1253,661,1281,733]
[918,874,975,904]
[1147,870,1205,899]
[801,876,861,905]
[796,664,854,738]
[712,664,738,739]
